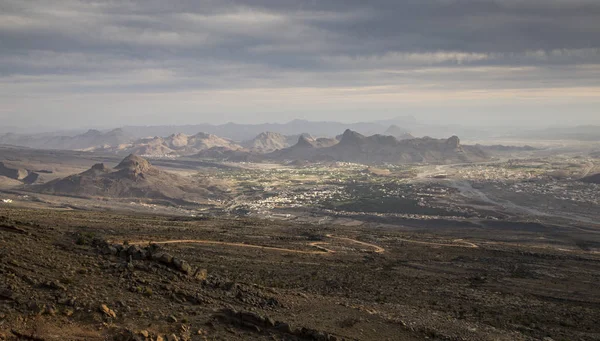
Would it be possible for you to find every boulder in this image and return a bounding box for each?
[159,253,174,264]
[240,311,266,326]
[275,322,293,334]
[100,304,116,318]
[194,268,208,281]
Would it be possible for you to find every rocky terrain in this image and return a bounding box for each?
[28,155,227,205]
[0,139,599,340]
[1,207,599,341]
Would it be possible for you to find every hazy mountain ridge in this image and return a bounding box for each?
[4,119,600,155]
[122,119,396,141]
[94,132,242,156]
[2,118,581,165]
[0,128,134,150]
[119,117,503,142]
[384,125,414,140]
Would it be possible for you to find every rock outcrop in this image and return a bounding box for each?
[0,162,28,180]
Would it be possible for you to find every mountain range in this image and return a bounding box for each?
[93,132,241,156]
[266,130,487,164]
[1,125,491,165]
[192,129,488,164]
[121,118,411,141]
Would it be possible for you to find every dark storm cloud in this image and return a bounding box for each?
[1,0,599,73]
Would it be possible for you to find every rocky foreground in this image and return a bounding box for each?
[1,208,600,341]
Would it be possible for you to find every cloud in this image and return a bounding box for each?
[0,0,599,126]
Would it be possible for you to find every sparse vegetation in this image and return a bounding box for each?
[2,207,599,340]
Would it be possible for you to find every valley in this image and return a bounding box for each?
[1,133,600,341]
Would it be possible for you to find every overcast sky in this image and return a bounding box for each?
[1,0,599,129]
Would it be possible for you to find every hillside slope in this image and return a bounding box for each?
[30,154,227,204]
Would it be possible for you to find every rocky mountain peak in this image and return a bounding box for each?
[296,135,315,148]
[339,129,365,145]
[445,136,461,149]
[115,154,152,173]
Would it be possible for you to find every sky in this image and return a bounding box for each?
[1,0,599,129]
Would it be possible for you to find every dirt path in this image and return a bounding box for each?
[397,237,479,249]
[130,234,385,255]
[132,239,331,254]
[396,237,600,256]
[308,241,336,253]
[326,234,386,253]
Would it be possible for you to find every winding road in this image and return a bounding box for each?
[129,234,385,255]
[396,237,478,248]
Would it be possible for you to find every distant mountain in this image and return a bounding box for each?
[397,133,416,140]
[242,132,289,153]
[374,115,418,126]
[94,132,242,156]
[267,129,488,164]
[0,128,134,150]
[267,135,319,160]
[122,119,391,141]
[384,125,408,137]
[239,131,338,153]
[311,136,339,148]
[30,154,226,204]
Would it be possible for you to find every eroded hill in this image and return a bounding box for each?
[28,154,227,205]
